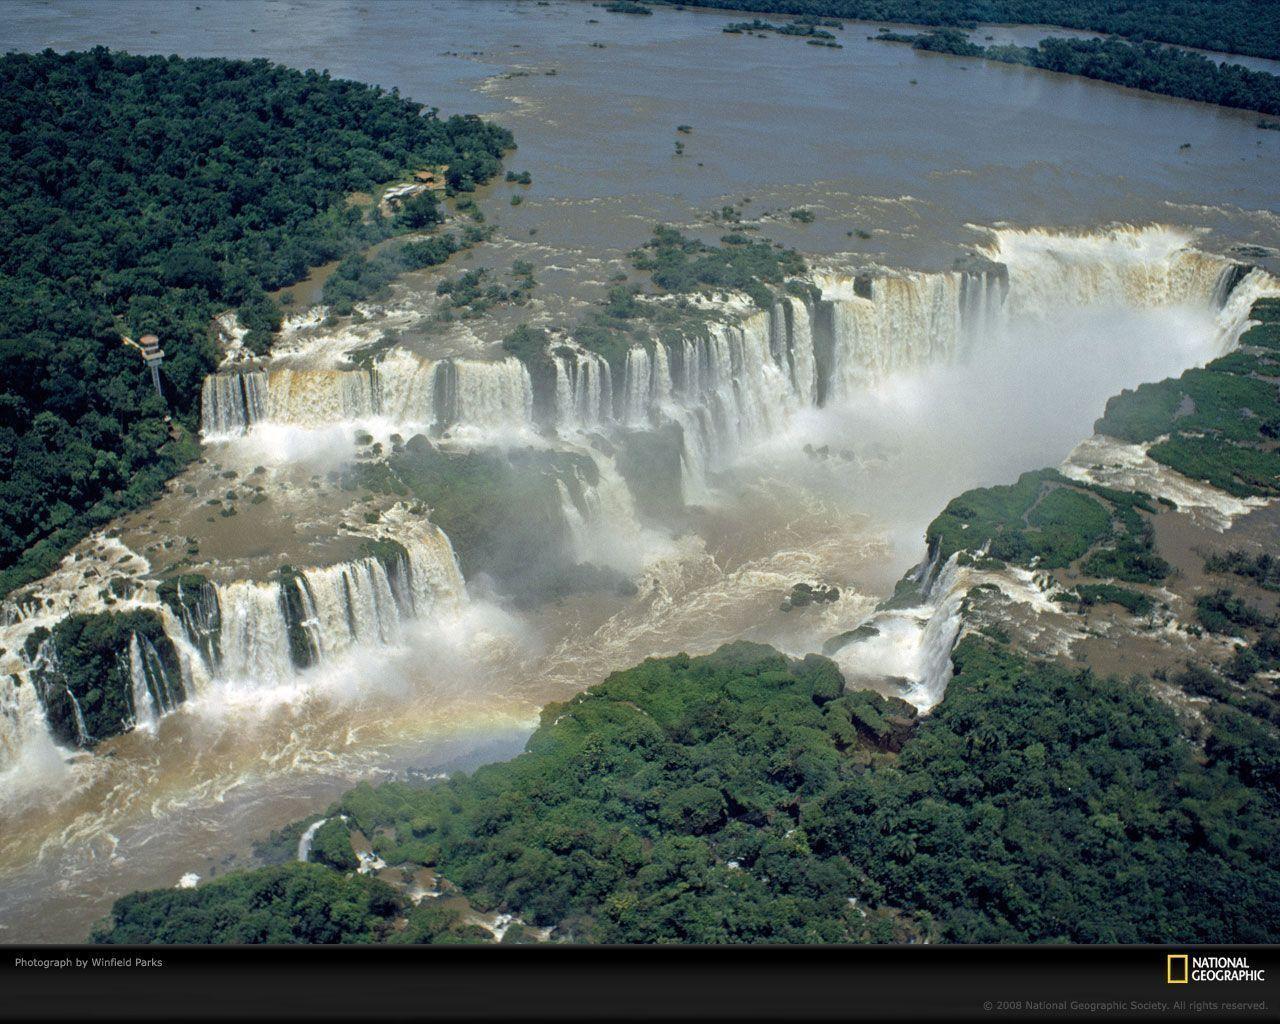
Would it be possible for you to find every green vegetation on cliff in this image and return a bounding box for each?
[94,635,1280,943]
[523,227,804,378]
[1096,307,1280,498]
[634,225,806,310]
[93,863,400,944]
[924,468,1169,583]
[25,609,182,747]
[0,49,512,598]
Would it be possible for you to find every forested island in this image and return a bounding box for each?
[665,1,1280,61]
[0,49,511,599]
[874,30,1280,115]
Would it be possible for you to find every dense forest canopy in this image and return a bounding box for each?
[94,634,1280,943]
[0,49,511,598]
[663,1,1280,61]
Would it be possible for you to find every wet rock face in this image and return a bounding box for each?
[780,581,841,611]
[952,252,1010,284]
[821,623,880,657]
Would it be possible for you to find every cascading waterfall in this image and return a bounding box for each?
[297,818,328,862]
[549,226,1260,501]
[127,632,179,730]
[214,579,296,686]
[0,510,467,773]
[372,348,437,425]
[0,673,63,781]
[127,637,157,730]
[554,349,613,432]
[827,554,965,713]
[825,276,948,389]
[26,225,1268,769]
[200,353,535,439]
[10,224,1266,790]
[620,344,674,427]
[66,692,89,748]
[172,525,466,690]
[1213,266,1279,353]
[267,367,376,428]
[200,371,267,437]
[555,447,647,561]
[435,357,535,434]
[990,225,1237,317]
[901,555,966,710]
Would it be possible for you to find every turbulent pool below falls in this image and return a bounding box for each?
[0,225,1276,942]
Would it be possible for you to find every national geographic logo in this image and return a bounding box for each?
[1167,954,1266,984]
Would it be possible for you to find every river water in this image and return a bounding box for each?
[0,0,1276,942]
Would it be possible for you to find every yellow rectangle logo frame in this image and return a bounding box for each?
[1167,954,1189,984]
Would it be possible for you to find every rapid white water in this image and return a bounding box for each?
[200,371,267,437]
[554,348,613,432]
[201,353,535,441]
[127,632,180,731]
[200,227,1262,501]
[181,526,466,691]
[15,226,1275,769]
[0,514,467,774]
[296,818,328,862]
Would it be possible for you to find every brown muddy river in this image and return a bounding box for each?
[0,0,1276,942]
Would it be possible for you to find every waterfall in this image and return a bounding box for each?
[989,225,1234,316]
[167,522,466,690]
[201,371,267,437]
[556,479,591,557]
[297,818,328,862]
[24,637,90,748]
[400,524,467,615]
[297,556,407,654]
[621,343,675,427]
[914,542,945,599]
[828,555,964,713]
[901,556,966,710]
[163,577,222,672]
[555,449,648,568]
[66,689,90,747]
[201,353,537,440]
[611,296,825,495]
[266,367,376,427]
[784,297,818,406]
[0,674,64,779]
[440,357,534,434]
[127,631,181,731]
[377,353,535,433]
[372,348,437,425]
[832,274,966,392]
[812,225,1248,399]
[128,634,160,730]
[214,580,296,686]
[1213,267,1280,354]
[555,349,613,432]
